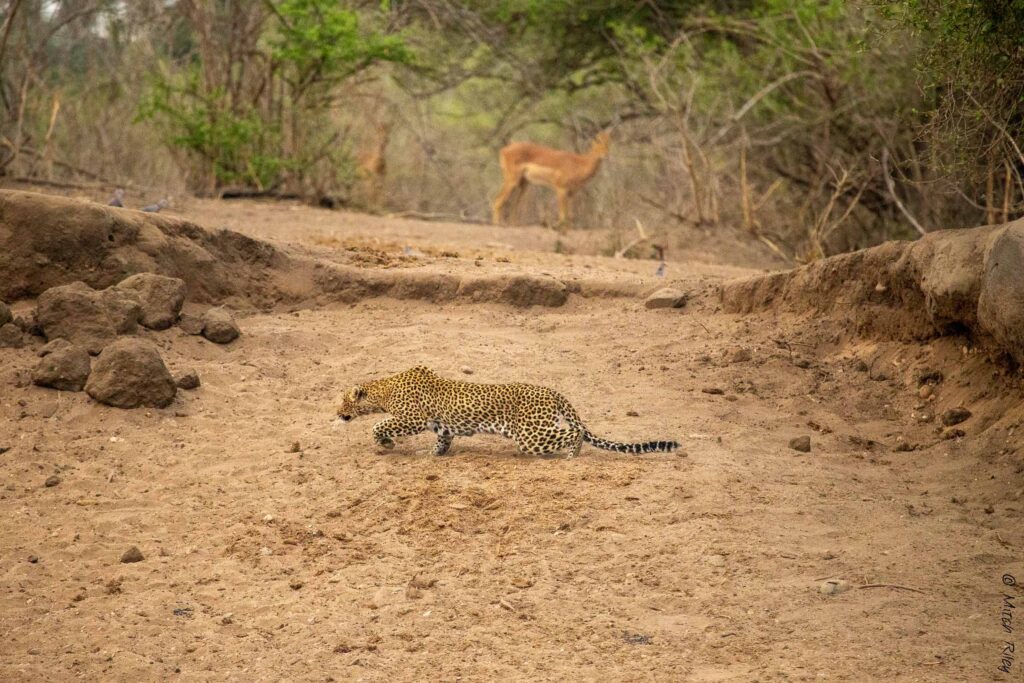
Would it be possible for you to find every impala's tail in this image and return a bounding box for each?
[582,431,679,454]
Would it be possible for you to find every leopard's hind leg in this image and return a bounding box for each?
[515,426,584,458]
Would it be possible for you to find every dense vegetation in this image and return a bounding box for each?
[1,0,1021,259]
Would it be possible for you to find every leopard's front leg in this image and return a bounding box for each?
[372,417,427,450]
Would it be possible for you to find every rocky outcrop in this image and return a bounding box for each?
[721,219,1024,363]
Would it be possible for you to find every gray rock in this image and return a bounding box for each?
[33,342,91,392]
[201,308,240,344]
[644,287,688,310]
[178,313,204,335]
[112,273,187,330]
[941,407,971,427]
[175,371,200,390]
[120,546,144,563]
[36,281,141,354]
[0,322,23,348]
[789,435,811,452]
[978,223,1024,361]
[85,338,176,408]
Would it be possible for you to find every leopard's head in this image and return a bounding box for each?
[336,385,381,423]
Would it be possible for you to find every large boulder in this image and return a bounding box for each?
[978,223,1024,360]
[201,307,240,344]
[112,273,186,330]
[33,339,91,391]
[36,281,141,354]
[84,338,176,408]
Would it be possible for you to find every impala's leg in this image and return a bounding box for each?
[555,188,572,231]
[492,173,522,225]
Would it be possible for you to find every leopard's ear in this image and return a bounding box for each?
[353,385,367,401]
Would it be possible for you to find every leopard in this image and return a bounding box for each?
[335,366,680,457]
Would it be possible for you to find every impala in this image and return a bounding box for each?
[357,121,391,208]
[491,131,610,229]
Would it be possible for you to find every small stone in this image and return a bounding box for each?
[726,347,752,363]
[701,387,724,395]
[853,359,869,372]
[0,322,24,348]
[822,551,837,560]
[789,435,811,452]
[175,371,200,390]
[705,554,726,567]
[460,366,473,375]
[943,428,966,440]
[819,579,850,595]
[201,307,240,344]
[289,579,304,590]
[178,314,204,335]
[644,287,688,309]
[941,408,971,426]
[893,442,916,452]
[27,555,38,563]
[120,546,144,563]
[221,613,234,625]
[626,410,639,417]
[263,514,275,523]
[44,475,60,487]
[288,441,300,453]
[918,384,933,399]
[984,504,995,514]
[793,358,812,369]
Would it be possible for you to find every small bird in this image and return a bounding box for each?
[108,188,125,207]
[140,198,169,213]
[655,262,666,278]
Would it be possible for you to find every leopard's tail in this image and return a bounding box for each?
[582,430,679,454]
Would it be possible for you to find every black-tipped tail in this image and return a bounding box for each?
[583,432,679,454]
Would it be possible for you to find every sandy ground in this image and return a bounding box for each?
[1,196,1023,682]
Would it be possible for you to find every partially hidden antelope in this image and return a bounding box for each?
[357,121,391,208]
[491,131,610,229]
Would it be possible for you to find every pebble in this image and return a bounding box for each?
[460,366,473,375]
[288,442,300,453]
[44,475,60,487]
[120,546,144,563]
[918,384,933,399]
[289,579,304,590]
[27,555,39,563]
[705,554,726,567]
[175,371,201,390]
[726,347,752,363]
[626,410,639,417]
[221,613,234,625]
[819,579,850,595]
[701,387,724,395]
[789,435,811,453]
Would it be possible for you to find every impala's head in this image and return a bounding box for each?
[591,131,611,158]
[335,384,382,423]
